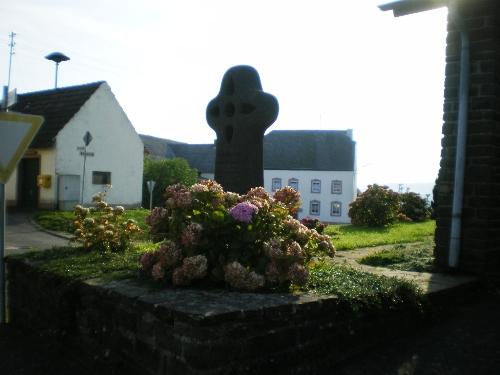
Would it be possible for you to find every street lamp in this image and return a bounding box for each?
[45,52,70,89]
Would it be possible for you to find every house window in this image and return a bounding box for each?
[332,180,342,194]
[272,178,282,191]
[331,201,342,217]
[310,200,320,216]
[92,171,111,185]
[288,178,299,191]
[311,179,321,193]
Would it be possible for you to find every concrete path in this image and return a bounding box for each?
[4,210,71,255]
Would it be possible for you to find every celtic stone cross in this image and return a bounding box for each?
[206,65,279,194]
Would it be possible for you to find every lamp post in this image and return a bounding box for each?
[45,52,70,88]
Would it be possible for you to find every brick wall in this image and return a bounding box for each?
[7,258,424,375]
[434,0,500,276]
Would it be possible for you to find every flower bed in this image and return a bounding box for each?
[141,182,334,291]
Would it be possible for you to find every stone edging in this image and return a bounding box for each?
[28,215,73,240]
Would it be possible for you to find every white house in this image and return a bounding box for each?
[6,81,144,210]
[141,130,356,223]
[263,130,356,223]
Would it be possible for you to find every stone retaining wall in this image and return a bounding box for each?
[7,258,423,375]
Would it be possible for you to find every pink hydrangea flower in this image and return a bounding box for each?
[265,262,280,284]
[318,236,336,256]
[165,184,192,209]
[224,261,264,291]
[182,255,208,280]
[151,262,165,280]
[180,223,203,247]
[246,186,270,200]
[190,183,209,193]
[171,255,208,286]
[157,240,181,267]
[285,241,305,259]
[288,263,309,286]
[145,207,167,226]
[230,202,259,223]
[273,186,301,215]
[140,252,156,271]
[246,271,265,290]
[263,238,283,259]
[198,179,223,194]
[172,267,190,286]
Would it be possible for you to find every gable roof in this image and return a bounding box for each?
[140,130,355,173]
[264,130,355,171]
[378,0,447,17]
[169,143,217,174]
[11,81,104,148]
[140,134,182,159]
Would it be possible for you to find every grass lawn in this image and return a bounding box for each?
[33,208,151,234]
[357,238,435,272]
[11,242,157,281]
[11,245,425,312]
[306,260,424,310]
[324,220,436,251]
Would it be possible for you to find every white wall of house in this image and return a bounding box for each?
[264,170,356,223]
[56,83,143,207]
[200,172,215,180]
[4,149,56,208]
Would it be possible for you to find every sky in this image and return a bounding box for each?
[0,0,448,191]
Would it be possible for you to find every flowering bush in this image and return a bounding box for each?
[73,192,141,252]
[141,181,335,291]
[300,217,326,234]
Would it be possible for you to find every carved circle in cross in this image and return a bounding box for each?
[206,65,279,144]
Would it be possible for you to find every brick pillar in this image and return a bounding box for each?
[434,0,500,277]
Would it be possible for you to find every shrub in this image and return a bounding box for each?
[72,192,141,252]
[142,157,198,208]
[141,181,336,291]
[399,192,431,222]
[348,184,400,227]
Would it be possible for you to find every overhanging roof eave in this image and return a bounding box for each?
[378,0,448,17]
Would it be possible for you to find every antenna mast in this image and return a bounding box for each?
[7,32,16,92]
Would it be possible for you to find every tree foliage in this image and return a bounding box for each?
[399,192,431,222]
[142,157,198,208]
[348,184,400,227]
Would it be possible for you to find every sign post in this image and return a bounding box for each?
[80,131,93,204]
[0,112,43,323]
[146,180,156,211]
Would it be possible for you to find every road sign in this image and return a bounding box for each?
[147,180,156,193]
[7,89,17,108]
[0,112,44,183]
[147,180,156,211]
[0,110,43,324]
[83,131,93,146]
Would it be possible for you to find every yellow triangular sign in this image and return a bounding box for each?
[0,112,44,183]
